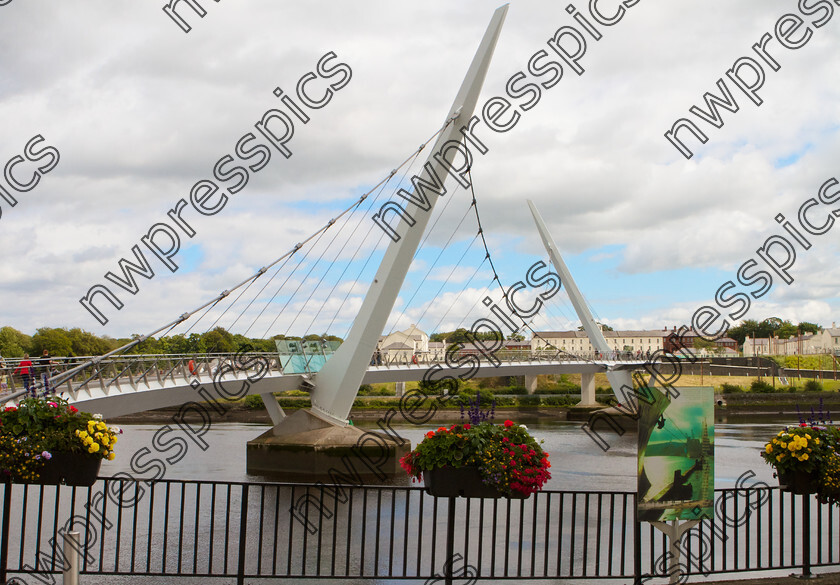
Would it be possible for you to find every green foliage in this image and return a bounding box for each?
[720,383,743,394]
[0,324,331,359]
[779,355,836,370]
[358,384,374,395]
[750,380,776,393]
[276,397,310,408]
[455,390,495,406]
[419,377,460,396]
[517,395,541,406]
[0,326,32,357]
[31,328,73,356]
[493,396,516,407]
[541,395,576,406]
[804,380,825,392]
[799,322,821,334]
[244,395,266,410]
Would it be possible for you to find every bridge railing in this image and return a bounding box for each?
[0,479,833,584]
[370,349,646,367]
[0,353,284,399]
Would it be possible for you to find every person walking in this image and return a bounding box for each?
[0,355,7,394]
[38,349,54,396]
[14,354,34,397]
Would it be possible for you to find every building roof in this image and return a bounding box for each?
[382,342,413,351]
[535,330,669,339]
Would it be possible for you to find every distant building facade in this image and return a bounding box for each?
[744,327,840,356]
[377,325,429,362]
[530,329,664,356]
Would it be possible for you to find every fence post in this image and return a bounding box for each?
[634,499,642,585]
[237,483,250,585]
[63,531,81,585]
[445,496,456,585]
[801,494,813,578]
[0,482,11,584]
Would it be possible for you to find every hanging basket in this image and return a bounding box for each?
[33,451,102,486]
[778,469,819,495]
[424,466,530,499]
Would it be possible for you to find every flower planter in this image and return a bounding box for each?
[424,466,530,499]
[34,452,102,486]
[778,469,819,495]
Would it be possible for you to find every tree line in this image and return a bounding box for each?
[725,319,821,347]
[0,326,343,359]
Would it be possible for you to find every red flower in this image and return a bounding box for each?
[4,406,16,412]
[463,423,471,430]
[68,406,78,413]
[426,431,435,439]
[437,426,448,433]
[504,420,514,428]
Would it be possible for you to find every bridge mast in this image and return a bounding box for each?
[310,5,510,425]
[527,200,634,405]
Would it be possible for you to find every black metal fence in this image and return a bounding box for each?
[1,477,838,583]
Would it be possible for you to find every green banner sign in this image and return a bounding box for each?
[638,386,714,522]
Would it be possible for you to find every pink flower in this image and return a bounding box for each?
[48,402,58,408]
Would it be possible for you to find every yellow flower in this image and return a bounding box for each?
[802,453,809,460]
[107,452,115,461]
[781,442,788,449]
[89,443,100,453]
[766,444,773,453]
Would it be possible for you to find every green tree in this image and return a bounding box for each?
[798,322,821,335]
[693,338,721,354]
[0,326,32,357]
[31,328,73,356]
[66,328,112,356]
[201,327,236,353]
[775,323,799,339]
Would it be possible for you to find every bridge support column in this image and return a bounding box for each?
[395,381,406,398]
[525,375,538,395]
[579,372,598,407]
[261,393,285,426]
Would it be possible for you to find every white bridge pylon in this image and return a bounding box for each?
[528,200,637,406]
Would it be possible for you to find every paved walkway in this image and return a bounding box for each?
[705,570,840,584]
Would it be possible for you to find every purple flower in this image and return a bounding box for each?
[41,451,52,460]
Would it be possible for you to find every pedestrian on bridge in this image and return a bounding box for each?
[0,355,7,394]
[14,354,34,397]
[38,349,54,396]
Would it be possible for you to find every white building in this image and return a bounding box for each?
[744,328,840,356]
[377,325,429,362]
[530,330,664,357]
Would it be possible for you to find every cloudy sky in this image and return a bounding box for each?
[1,0,838,342]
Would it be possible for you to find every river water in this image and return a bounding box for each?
[101,414,783,491]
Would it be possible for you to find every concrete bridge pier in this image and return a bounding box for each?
[525,375,538,394]
[578,372,599,407]
[246,409,410,482]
